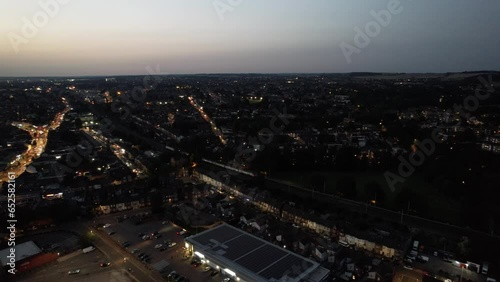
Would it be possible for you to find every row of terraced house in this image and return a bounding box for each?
[194,170,410,260]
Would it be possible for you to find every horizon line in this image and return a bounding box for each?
[1,70,499,79]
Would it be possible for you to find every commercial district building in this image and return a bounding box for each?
[185,223,330,282]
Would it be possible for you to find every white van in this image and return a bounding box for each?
[82,246,95,253]
[417,255,429,262]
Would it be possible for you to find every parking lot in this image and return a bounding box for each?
[95,211,227,281]
[22,230,80,254]
[19,247,133,282]
[410,254,484,282]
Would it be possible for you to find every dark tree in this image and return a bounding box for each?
[336,176,357,199]
[75,117,83,128]
[365,181,386,205]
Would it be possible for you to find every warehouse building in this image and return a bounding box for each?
[185,223,330,282]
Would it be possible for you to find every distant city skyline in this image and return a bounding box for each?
[2,0,500,76]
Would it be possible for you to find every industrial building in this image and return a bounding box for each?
[0,241,41,267]
[185,223,330,282]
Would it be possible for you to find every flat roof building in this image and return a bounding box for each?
[0,241,41,267]
[185,223,329,282]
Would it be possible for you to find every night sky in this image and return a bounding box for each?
[2,0,499,76]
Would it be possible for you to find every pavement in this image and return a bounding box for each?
[18,246,133,282]
[393,266,424,282]
[15,210,164,282]
[73,210,165,282]
[410,255,486,282]
[93,210,219,281]
[18,207,286,282]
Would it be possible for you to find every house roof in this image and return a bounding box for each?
[0,241,41,266]
[186,223,324,282]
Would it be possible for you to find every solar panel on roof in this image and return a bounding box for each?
[234,243,288,273]
[260,254,313,279]
[216,235,264,260]
[186,224,319,282]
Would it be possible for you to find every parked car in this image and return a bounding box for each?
[203,266,211,272]
[417,255,429,263]
[103,223,111,228]
[168,242,177,248]
[155,244,163,249]
[159,246,168,252]
[82,246,95,253]
[168,272,180,281]
[122,241,131,247]
[177,229,187,236]
[406,254,416,261]
[138,232,145,238]
[68,269,80,275]
[210,270,219,277]
[404,258,413,265]
[131,248,140,254]
[107,230,116,235]
[100,262,111,267]
[142,235,150,240]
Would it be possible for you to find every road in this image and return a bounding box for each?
[0,97,70,184]
[19,249,132,282]
[187,96,227,145]
[68,221,164,282]
[82,128,148,178]
[92,209,222,282]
